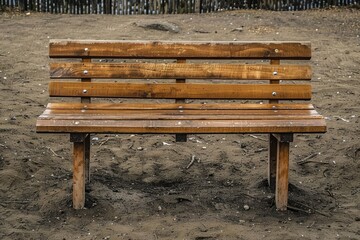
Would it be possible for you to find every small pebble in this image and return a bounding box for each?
[243,204,250,210]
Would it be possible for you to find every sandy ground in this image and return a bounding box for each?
[0,7,360,240]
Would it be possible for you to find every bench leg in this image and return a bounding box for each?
[270,134,293,211]
[268,134,278,191]
[275,140,290,211]
[73,141,85,209]
[85,134,91,183]
[70,134,87,209]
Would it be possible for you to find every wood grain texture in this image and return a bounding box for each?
[45,103,316,110]
[275,140,290,211]
[50,62,312,80]
[73,141,85,209]
[36,118,327,134]
[49,40,311,59]
[48,82,312,100]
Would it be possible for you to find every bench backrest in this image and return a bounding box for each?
[48,40,312,104]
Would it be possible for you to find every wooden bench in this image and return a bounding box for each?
[36,40,326,210]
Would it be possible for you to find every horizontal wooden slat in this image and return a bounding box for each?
[46,103,316,111]
[36,119,327,134]
[50,63,312,80]
[49,40,311,60]
[49,82,312,100]
[39,109,324,120]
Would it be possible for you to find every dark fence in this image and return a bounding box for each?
[1,0,359,14]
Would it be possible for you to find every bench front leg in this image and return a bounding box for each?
[273,134,293,211]
[70,134,87,209]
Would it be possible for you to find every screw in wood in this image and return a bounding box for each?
[84,48,89,51]
[273,71,278,76]
[274,48,279,53]
[83,70,88,74]
[272,92,277,96]
[83,89,87,93]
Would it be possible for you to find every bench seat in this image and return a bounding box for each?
[37,103,326,134]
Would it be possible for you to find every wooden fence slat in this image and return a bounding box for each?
[2,0,359,13]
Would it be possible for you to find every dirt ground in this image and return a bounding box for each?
[0,7,359,240]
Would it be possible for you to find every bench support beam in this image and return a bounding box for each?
[269,133,293,211]
[70,133,87,209]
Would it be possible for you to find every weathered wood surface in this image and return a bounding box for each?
[36,118,327,134]
[276,140,290,211]
[49,82,312,100]
[45,103,317,110]
[72,141,85,209]
[50,63,312,80]
[49,40,311,59]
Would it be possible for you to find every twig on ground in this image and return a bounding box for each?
[291,201,331,217]
[47,147,63,159]
[287,205,311,214]
[254,148,267,153]
[186,155,196,169]
[249,135,267,141]
[296,153,319,165]
[99,137,112,147]
[333,116,350,122]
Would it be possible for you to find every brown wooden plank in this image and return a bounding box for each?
[46,103,316,111]
[39,108,323,118]
[36,118,327,134]
[72,141,85,209]
[268,134,278,191]
[49,82,312,100]
[50,63,312,80]
[49,40,311,59]
[275,140,290,211]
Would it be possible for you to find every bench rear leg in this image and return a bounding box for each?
[268,134,278,191]
[85,134,91,183]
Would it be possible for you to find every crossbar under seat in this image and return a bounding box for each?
[36,40,327,210]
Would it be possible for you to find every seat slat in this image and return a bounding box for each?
[49,40,311,59]
[49,82,312,100]
[39,114,324,121]
[50,63,312,80]
[46,103,316,110]
[40,109,321,117]
[36,119,327,134]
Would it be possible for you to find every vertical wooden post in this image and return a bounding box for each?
[84,134,91,183]
[273,134,293,211]
[268,59,280,190]
[71,134,87,209]
[175,58,187,142]
[268,134,277,190]
[275,140,290,211]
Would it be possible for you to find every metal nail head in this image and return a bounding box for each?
[274,49,279,53]
[272,92,277,96]
[83,70,88,74]
[83,89,87,93]
[273,71,278,76]
[84,48,89,51]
